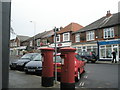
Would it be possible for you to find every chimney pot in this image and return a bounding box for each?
[106,10,111,17]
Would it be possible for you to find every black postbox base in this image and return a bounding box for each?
[60,82,75,90]
[42,77,54,87]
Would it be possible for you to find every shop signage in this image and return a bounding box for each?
[99,40,120,45]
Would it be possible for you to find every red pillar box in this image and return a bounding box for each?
[40,48,54,87]
[60,47,76,89]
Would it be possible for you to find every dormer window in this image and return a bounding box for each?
[63,32,70,41]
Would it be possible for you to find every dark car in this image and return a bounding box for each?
[10,53,39,70]
[79,51,98,63]
[24,54,42,75]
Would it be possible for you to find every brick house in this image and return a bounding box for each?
[21,31,48,51]
[72,11,120,61]
[21,30,54,51]
[10,35,30,55]
[37,30,54,49]
[49,22,83,52]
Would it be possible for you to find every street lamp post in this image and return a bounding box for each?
[96,36,99,60]
[30,21,36,50]
[54,27,58,84]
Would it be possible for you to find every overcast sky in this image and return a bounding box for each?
[11,0,119,39]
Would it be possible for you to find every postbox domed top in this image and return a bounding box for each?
[60,47,76,52]
[40,48,54,51]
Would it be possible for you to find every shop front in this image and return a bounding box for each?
[72,43,98,55]
[99,39,120,61]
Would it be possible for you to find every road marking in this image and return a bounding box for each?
[84,75,88,78]
[15,71,24,73]
[79,82,85,86]
[81,82,85,86]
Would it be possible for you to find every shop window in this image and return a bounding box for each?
[101,49,106,58]
[87,46,91,52]
[106,45,112,58]
[100,45,113,59]
[93,46,97,55]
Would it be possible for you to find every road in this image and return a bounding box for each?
[9,63,118,89]
[75,63,118,88]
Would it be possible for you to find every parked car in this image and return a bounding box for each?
[78,51,98,63]
[24,54,42,75]
[10,53,39,70]
[53,53,86,82]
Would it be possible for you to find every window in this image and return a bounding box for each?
[14,42,17,46]
[75,33,80,42]
[43,39,47,44]
[86,31,95,41]
[63,32,70,41]
[30,41,33,46]
[104,27,114,38]
[55,34,60,42]
[100,45,113,59]
[37,39,40,46]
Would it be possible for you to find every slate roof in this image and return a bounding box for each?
[57,22,84,34]
[24,30,54,42]
[17,35,30,42]
[41,30,54,38]
[73,12,120,34]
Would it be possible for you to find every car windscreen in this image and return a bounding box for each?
[75,54,87,61]
[21,53,37,60]
[53,56,61,63]
[33,54,42,61]
[79,52,90,55]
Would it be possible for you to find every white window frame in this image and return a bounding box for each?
[37,39,40,46]
[43,39,47,44]
[54,34,60,42]
[86,31,95,41]
[75,33,80,42]
[14,42,17,46]
[30,41,33,46]
[63,32,70,42]
[103,27,114,39]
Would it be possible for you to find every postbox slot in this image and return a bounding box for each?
[41,53,44,62]
[60,54,67,65]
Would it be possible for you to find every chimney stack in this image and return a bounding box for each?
[106,10,111,17]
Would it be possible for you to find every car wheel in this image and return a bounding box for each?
[75,71,81,82]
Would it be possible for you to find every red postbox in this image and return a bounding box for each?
[60,47,76,89]
[40,48,54,87]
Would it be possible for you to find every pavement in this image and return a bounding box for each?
[96,60,120,64]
